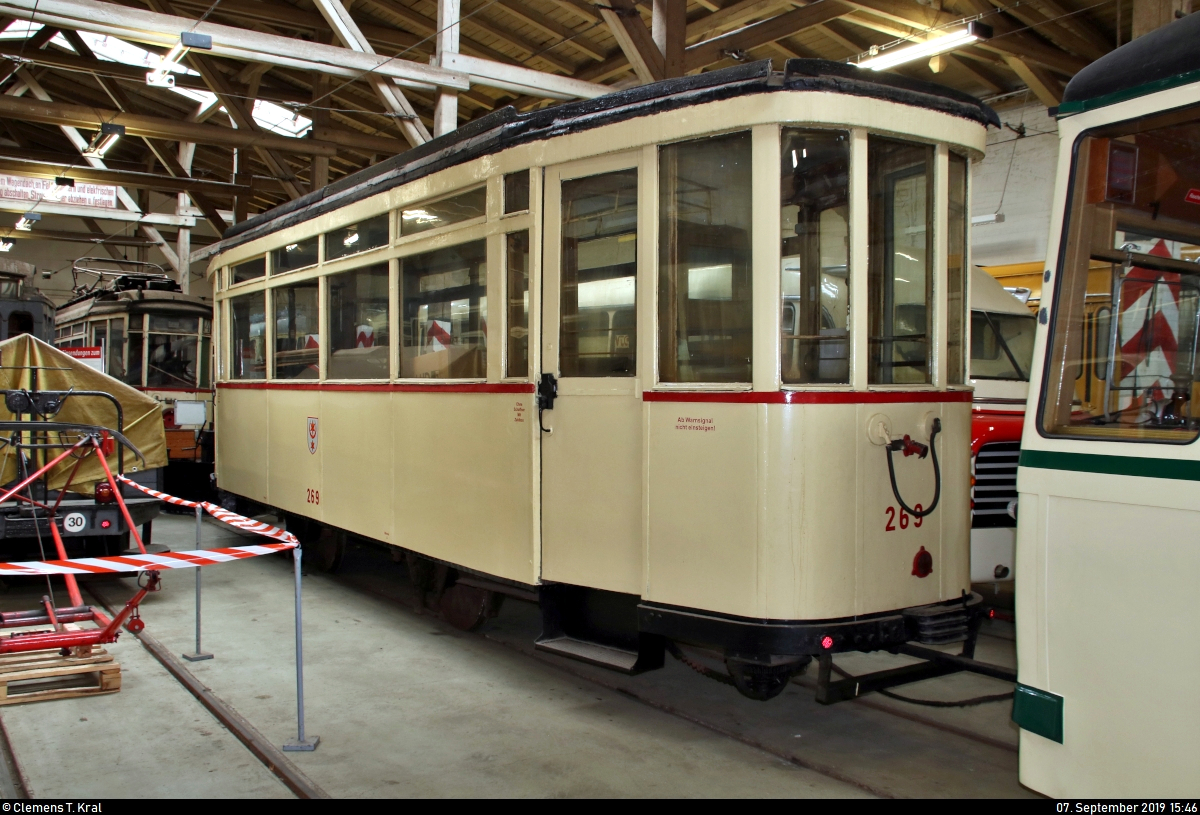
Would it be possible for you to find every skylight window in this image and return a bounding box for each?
[0,22,310,138]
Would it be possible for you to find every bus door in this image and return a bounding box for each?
[540,153,644,594]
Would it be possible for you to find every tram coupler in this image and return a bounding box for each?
[814,596,1015,705]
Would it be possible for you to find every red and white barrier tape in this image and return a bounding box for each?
[116,476,298,546]
[0,480,300,576]
[0,543,296,576]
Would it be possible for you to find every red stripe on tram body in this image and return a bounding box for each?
[643,390,974,404]
[218,382,536,394]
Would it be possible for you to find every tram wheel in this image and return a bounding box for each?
[440,582,503,632]
[312,527,346,573]
[725,656,811,702]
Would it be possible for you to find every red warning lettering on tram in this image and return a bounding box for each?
[1187,188,1200,205]
[513,401,526,423]
[675,416,715,432]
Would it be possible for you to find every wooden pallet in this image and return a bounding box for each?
[0,646,120,706]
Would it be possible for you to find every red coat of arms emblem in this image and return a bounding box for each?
[307,417,318,455]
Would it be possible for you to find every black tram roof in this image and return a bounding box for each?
[1059,13,1200,117]
[215,59,998,256]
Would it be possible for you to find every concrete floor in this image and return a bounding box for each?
[0,515,1034,798]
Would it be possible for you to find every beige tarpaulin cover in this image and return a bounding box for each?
[0,335,167,494]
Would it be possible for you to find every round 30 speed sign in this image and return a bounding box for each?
[62,513,87,534]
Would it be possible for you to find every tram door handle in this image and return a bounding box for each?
[537,373,558,434]
[537,373,558,411]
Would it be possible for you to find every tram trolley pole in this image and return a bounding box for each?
[283,544,319,752]
[182,505,213,662]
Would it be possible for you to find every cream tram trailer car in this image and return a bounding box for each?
[1013,14,1200,796]
[209,61,998,701]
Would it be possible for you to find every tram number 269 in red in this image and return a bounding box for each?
[306,488,320,505]
[884,505,922,531]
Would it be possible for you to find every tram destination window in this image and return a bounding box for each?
[273,282,320,380]
[272,237,319,274]
[506,231,530,378]
[325,213,388,262]
[780,129,850,385]
[147,315,201,388]
[400,187,486,236]
[230,293,265,380]
[401,239,487,379]
[328,263,389,380]
[561,169,637,377]
[1042,104,1200,442]
[231,257,265,284]
[504,171,530,214]
[947,152,969,384]
[868,137,934,384]
[660,132,753,383]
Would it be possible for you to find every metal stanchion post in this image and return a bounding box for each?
[182,505,213,662]
[283,545,318,751]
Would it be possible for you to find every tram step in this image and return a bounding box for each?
[903,606,971,645]
[535,636,644,674]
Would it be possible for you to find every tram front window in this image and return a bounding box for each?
[401,239,487,379]
[273,282,320,380]
[780,129,850,385]
[972,310,1035,380]
[560,169,638,377]
[659,132,753,383]
[1043,104,1200,441]
[328,263,389,380]
[868,138,934,384]
[230,294,265,380]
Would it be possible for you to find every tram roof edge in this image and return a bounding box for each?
[1059,13,1200,118]
[214,59,999,256]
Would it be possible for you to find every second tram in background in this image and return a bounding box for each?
[55,259,214,500]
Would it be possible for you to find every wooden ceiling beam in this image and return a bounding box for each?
[687,0,790,43]
[986,0,1108,62]
[493,0,607,62]
[684,1,850,70]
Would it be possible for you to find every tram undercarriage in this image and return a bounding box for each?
[270,508,1008,703]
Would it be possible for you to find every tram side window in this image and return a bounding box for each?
[561,169,637,377]
[401,240,487,379]
[232,257,265,284]
[947,152,969,385]
[273,237,319,274]
[780,129,850,385]
[326,213,389,262]
[230,293,266,380]
[328,263,389,380]
[506,231,530,378]
[106,321,125,381]
[659,132,753,383]
[147,315,200,389]
[1042,105,1200,441]
[867,138,934,385]
[273,282,320,380]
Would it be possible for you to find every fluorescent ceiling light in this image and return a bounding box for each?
[82,123,125,157]
[14,212,40,231]
[972,213,1005,225]
[146,31,212,88]
[0,240,12,252]
[857,22,991,71]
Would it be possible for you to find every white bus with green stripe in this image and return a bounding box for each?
[1014,12,1200,797]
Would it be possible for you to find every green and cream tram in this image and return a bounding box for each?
[209,61,998,699]
[1013,13,1200,796]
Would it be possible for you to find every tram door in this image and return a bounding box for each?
[540,154,644,594]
